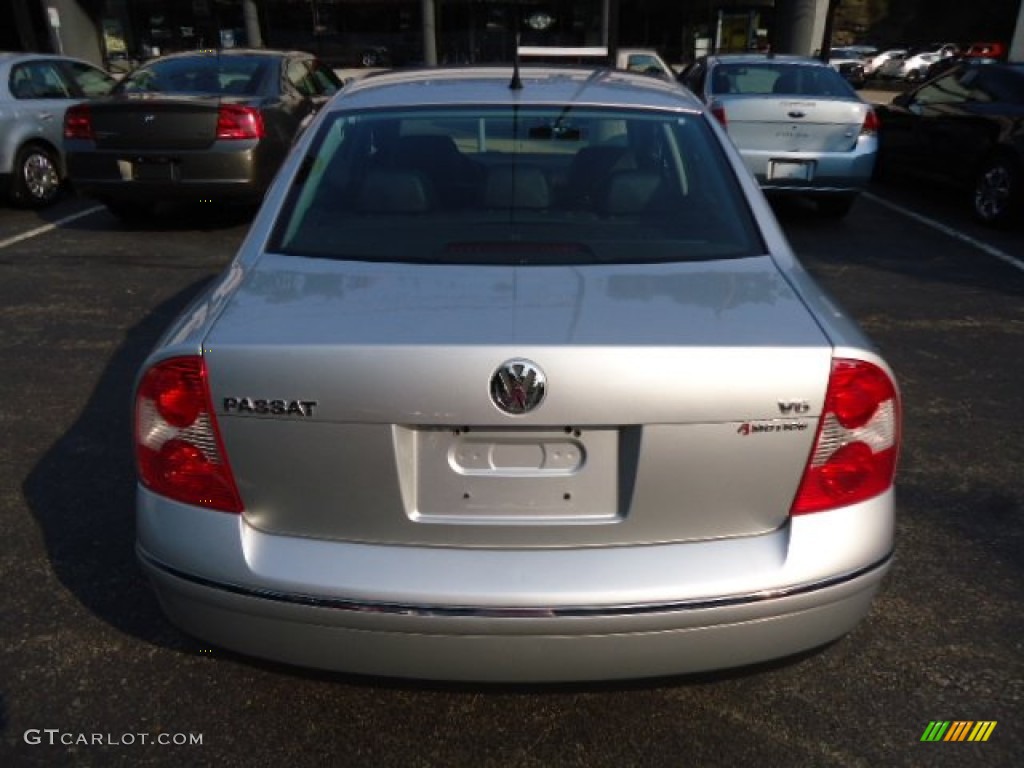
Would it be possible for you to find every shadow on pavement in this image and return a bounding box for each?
[22,278,216,653]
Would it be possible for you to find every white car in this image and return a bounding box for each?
[881,44,959,82]
[899,52,943,82]
[864,49,906,78]
[681,54,878,218]
[0,52,116,206]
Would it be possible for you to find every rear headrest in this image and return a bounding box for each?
[484,165,550,209]
[602,170,665,215]
[773,71,802,94]
[390,134,462,169]
[712,70,733,94]
[356,169,433,213]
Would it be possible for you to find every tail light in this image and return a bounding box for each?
[709,101,728,127]
[216,105,265,140]
[791,359,900,515]
[64,103,94,140]
[134,357,243,512]
[861,107,879,135]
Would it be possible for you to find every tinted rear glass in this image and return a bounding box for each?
[712,63,856,98]
[116,55,272,95]
[269,106,763,266]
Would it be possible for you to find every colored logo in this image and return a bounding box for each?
[920,721,997,742]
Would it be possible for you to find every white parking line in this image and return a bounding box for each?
[0,205,105,250]
[863,191,1024,273]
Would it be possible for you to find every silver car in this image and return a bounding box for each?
[682,54,878,217]
[134,65,901,682]
[0,52,116,206]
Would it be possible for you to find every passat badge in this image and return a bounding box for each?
[490,359,546,415]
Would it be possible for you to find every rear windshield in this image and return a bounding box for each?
[712,63,856,98]
[269,105,763,265]
[115,55,272,95]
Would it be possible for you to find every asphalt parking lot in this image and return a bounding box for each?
[1,180,1022,766]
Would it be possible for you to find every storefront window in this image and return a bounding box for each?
[99,1,621,71]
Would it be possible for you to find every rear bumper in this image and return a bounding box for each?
[65,141,276,203]
[137,488,895,682]
[742,138,877,196]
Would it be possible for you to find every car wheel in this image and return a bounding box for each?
[9,143,62,207]
[816,195,857,218]
[104,199,156,222]
[973,156,1021,227]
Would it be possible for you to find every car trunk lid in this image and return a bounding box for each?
[88,94,225,150]
[201,254,834,548]
[719,96,868,153]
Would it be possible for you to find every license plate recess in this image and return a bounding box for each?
[410,427,620,524]
[768,160,813,181]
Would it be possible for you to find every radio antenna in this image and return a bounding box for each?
[510,30,522,90]
[509,0,522,90]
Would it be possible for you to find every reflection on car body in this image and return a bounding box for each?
[133,65,901,682]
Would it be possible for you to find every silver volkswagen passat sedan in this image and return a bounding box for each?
[134,65,901,682]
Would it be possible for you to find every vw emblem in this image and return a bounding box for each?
[490,359,546,415]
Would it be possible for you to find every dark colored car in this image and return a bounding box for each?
[64,49,341,219]
[875,61,1024,226]
[835,60,867,88]
[923,54,965,82]
[826,48,868,88]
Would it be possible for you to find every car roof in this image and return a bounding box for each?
[141,48,309,63]
[0,51,96,66]
[705,53,831,67]
[333,66,701,112]
[0,51,109,78]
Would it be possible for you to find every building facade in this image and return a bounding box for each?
[2,1,779,69]
[4,1,1021,71]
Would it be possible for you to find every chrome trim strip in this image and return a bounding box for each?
[139,549,894,619]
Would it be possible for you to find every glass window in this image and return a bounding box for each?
[286,59,316,96]
[306,60,342,96]
[967,67,1024,104]
[9,62,72,99]
[625,54,660,75]
[915,71,975,105]
[117,55,271,95]
[269,106,763,265]
[712,64,855,98]
[286,58,340,98]
[60,60,117,97]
